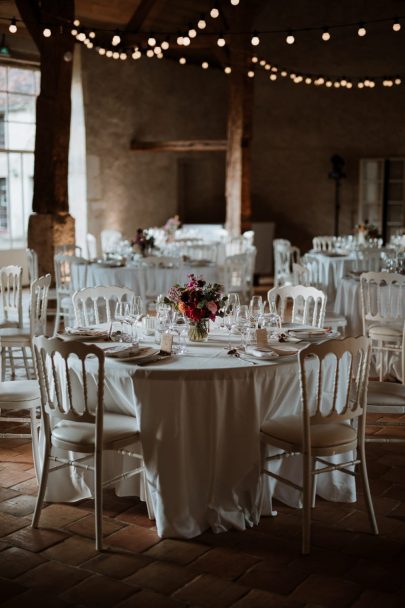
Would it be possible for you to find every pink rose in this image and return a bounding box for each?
[207,301,218,315]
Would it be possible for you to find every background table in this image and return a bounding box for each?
[43,331,356,539]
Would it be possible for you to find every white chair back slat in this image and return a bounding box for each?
[26,248,39,284]
[0,265,23,328]
[268,285,327,328]
[312,236,336,252]
[360,272,405,333]
[30,274,51,337]
[72,286,136,327]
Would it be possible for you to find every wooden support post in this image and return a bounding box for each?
[16,0,75,277]
[225,64,253,236]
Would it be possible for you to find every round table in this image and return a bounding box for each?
[44,330,356,539]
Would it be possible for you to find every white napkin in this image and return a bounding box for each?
[245,346,278,360]
[103,344,140,358]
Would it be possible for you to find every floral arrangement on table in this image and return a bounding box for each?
[166,274,227,341]
[162,214,181,242]
[131,228,155,256]
[355,220,381,244]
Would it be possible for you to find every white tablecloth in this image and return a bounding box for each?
[43,330,356,539]
[307,252,354,300]
[76,262,220,303]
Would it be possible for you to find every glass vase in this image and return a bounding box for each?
[187,319,209,342]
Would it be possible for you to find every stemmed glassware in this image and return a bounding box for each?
[249,295,263,327]
[235,304,250,350]
[126,296,144,344]
[113,301,130,342]
[223,293,240,348]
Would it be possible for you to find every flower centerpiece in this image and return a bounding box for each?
[355,220,381,245]
[162,214,181,243]
[131,228,155,256]
[166,274,227,342]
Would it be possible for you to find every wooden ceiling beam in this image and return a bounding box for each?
[131,139,227,153]
[125,0,158,33]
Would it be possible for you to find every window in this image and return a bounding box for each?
[0,63,39,249]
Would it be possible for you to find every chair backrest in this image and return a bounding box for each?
[180,243,218,264]
[54,244,83,257]
[86,233,98,260]
[33,336,104,438]
[223,253,249,296]
[360,271,405,334]
[0,265,23,328]
[226,236,246,257]
[268,285,327,327]
[312,236,336,252]
[54,255,87,297]
[30,274,51,337]
[292,263,311,286]
[242,230,255,247]
[273,239,291,286]
[100,229,122,254]
[352,249,381,273]
[26,248,39,284]
[298,337,371,442]
[72,285,136,326]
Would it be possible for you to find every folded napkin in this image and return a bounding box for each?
[65,326,108,337]
[245,346,278,360]
[289,328,327,338]
[103,344,140,358]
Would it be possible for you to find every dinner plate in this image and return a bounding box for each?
[245,346,279,360]
[288,329,340,340]
[59,327,110,341]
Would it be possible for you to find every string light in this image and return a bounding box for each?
[132,48,142,59]
[106,50,113,58]
[112,31,121,46]
[89,31,96,39]
[230,0,240,5]
[188,28,197,38]
[148,36,156,46]
[161,39,170,50]
[202,61,209,69]
[217,35,226,47]
[177,34,184,45]
[197,18,207,29]
[9,18,17,34]
[247,70,255,78]
[182,36,191,46]
[73,19,80,27]
[321,28,330,41]
[251,32,260,46]
[357,23,367,37]
[224,66,232,74]
[154,46,161,54]
[42,26,51,38]
[393,19,401,31]
[98,47,106,55]
[146,49,154,57]
[210,7,220,19]
[286,31,295,44]
[179,57,186,64]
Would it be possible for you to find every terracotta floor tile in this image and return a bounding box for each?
[0,466,35,487]
[144,538,210,565]
[10,476,39,496]
[16,559,91,592]
[0,589,76,608]
[230,588,304,608]
[238,561,308,596]
[126,560,196,594]
[290,573,362,608]
[104,524,160,553]
[84,551,151,578]
[0,546,46,578]
[116,503,157,529]
[36,503,91,528]
[0,512,30,537]
[342,533,404,561]
[173,573,248,607]
[61,573,135,608]
[43,535,99,565]
[343,558,405,593]
[0,577,26,603]
[116,589,185,608]
[66,513,126,539]
[188,547,260,580]
[0,494,37,517]
[350,589,405,608]
[0,487,20,502]
[4,526,68,552]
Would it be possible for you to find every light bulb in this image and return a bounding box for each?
[305,77,312,84]
[265,64,271,70]
[321,29,330,41]
[210,7,219,18]
[251,34,260,46]
[281,70,288,77]
[43,27,51,38]
[157,53,163,59]
[89,31,95,39]
[358,82,364,88]
[326,80,333,87]
[231,0,240,5]
[357,24,366,37]
[217,36,226,47]
[161,40,170,50]
[393,20,401,32]
[132,49,141,59]
[146,49,154,57]
[179,57,186,64]
[77,31,86,42]
[112,33,121,46]
[395,77,401,85]
[154,46,161,54]
[98,48,106,55]
[224,66,232,74]
[177,35,184,45]
[183,36,191,46]
[198,19,207,29]
[334,81,340,88]
[106,50,113,57]
[71,29,78,36]
[286,32,295,45]
[251,56,258,63]
[340,79,347,86]
[73,19,80,27]
[9,19,17,34]
[189,28,197,38]
[346,82,353,89]
[247,70,255,78]
[112,51,119,59]
[270,74,277,81]
[148,36,156,46]
[202,61,209,69]
[120,52,127,60]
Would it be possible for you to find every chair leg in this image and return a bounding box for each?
[94,448,103,551]
[302,453,312,555]
[358,443,379,535]
[1,347,6,381]
[22,347,31,379]
[8,347,15,380]
[311,458,317,508]
[32,440,51,528]
[53,300,61,337]
[30,408,40,481]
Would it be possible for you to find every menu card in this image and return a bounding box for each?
[160,334,173,354]
[256,328,269,347]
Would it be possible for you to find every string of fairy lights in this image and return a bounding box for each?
[2,0,404,90]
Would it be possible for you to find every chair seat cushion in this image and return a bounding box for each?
[51,413,139,450]
[0,380,40,404]
[369,325,402,338]
[0,327,30,343]
[261,415,357,449]
[367,381,405,407]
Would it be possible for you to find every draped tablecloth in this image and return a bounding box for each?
[43,332,356,539]
[77,262,220,302]
[306,252,354,300]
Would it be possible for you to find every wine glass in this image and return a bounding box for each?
[227,293,240,312]
[224,309,236,349]
[127,296,144,343]
[235,304,250,350]
[249,295,263,326]
[113,301,130,342]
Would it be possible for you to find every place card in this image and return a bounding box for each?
[256,328,269,347]
[160,333,173,354]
